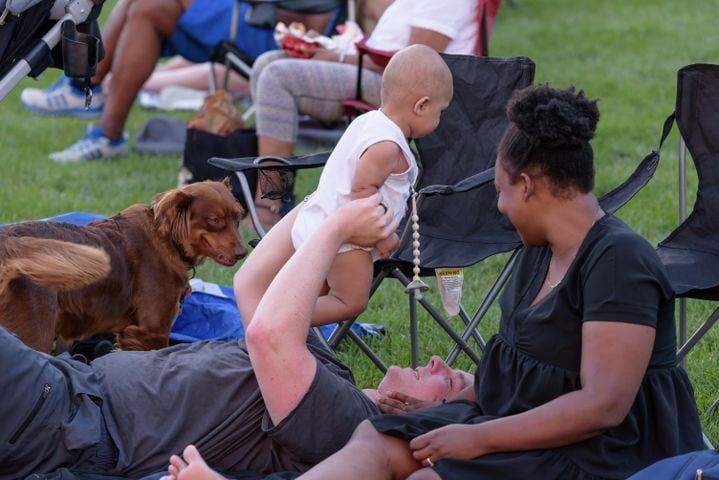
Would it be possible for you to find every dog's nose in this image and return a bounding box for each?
[235,244,248,259]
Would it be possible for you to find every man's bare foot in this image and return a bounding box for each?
[160,445,226,480]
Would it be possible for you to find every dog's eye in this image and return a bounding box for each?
[208,217,221,225]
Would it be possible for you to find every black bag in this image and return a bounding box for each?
[181,127,259,208]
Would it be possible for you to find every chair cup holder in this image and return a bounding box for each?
[61,20,100,78]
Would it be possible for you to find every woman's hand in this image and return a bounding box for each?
[309,45,338,62]
[332,194,399,248]
[409,424,486,463]
[378,391,439,414]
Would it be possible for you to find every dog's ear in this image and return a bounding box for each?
[221,176,233,191]
[152,189,192,243]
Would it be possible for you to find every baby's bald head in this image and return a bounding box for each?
[381,44,453,106]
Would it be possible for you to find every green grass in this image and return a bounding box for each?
[2,0,719,445]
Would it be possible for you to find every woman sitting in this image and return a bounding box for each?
[292,84,705,479]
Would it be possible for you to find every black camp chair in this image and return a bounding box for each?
[0,0,105,102]
[656,64,719,413]
[211,54,534,370]
[210,53,664,372]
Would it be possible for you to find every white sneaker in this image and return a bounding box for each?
[21,76,105,118]
[49,127,129,163]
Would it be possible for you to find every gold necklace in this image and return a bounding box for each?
[546,264,562,289]
[545,206,604,290]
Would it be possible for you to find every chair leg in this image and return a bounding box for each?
[676,305,719,363]
[392,268,482,366]
[346,329,387,372]
[409,290,420,368]
[447,248,520,364]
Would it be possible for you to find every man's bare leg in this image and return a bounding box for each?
[100,0,187,140]
[299,421,423,479]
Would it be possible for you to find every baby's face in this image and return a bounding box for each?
[413,88,453,138]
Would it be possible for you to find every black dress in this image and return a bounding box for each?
[371,215,704,479]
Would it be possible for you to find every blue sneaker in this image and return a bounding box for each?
[21,76,105,117]
[49,126,129,163]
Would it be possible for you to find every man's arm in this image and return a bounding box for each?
[244,194,399,426]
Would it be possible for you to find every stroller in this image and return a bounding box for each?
[0,0,105,101]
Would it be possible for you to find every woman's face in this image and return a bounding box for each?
[495,159,524,227]
[494,159,544,246]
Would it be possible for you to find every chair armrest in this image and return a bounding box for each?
[418,167,495,197]
[208,151,331,173]
[209,151,330,239]
[355,37,395,68]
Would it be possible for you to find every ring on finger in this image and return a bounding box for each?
[425,457,435,467]
[379,202,388,214]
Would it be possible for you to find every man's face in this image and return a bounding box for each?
[377,356,473,402]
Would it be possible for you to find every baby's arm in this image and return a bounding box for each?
[351,141,405,199]
[351,141,408,258]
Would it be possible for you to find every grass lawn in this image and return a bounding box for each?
[2,0,719,444]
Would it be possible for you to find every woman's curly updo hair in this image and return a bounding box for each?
[497,84,599,195]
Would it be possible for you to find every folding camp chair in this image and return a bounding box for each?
[655,63,719,413]
[343,0,502,117]
[0,0,105,101]
[210,54,535,369]
[208,0,348,93]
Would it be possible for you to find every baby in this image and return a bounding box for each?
[237,44,453,327]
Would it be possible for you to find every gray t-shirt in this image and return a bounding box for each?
[93,332,379,476]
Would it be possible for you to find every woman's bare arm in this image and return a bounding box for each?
[407,321,655,462]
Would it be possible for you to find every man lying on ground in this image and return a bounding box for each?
[1,194,472,480]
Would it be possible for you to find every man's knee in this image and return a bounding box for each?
[126,0,185,35]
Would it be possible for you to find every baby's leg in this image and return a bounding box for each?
[313,249,374,326]
[234,205,300,330]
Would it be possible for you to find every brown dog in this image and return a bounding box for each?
[0,179,247,353]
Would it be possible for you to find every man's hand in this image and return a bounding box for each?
[332,194,399,248]
[375,232,400,259]
[378,391,439,414]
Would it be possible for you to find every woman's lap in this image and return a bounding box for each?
[251,53,382,143]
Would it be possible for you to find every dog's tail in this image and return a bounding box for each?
[0,237,111,295]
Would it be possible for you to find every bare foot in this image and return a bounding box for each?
[160,445,226,480]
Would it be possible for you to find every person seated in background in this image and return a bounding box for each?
[163,85,706,480]
[1,195,473,479]
[137,56,249,99]
[19,0,335,164]
[247,0,483,224]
